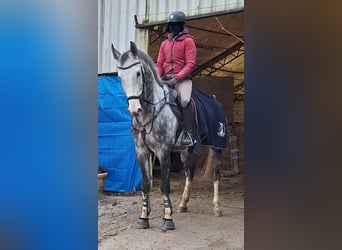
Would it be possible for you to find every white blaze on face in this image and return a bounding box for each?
[118,65,143,116]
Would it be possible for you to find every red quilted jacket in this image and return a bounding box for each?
[156,29,197,81]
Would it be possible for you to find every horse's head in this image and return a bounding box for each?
[111,41,144,117]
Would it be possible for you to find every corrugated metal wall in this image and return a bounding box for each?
[98,0,147,74]
[98,0,244,74]
[140,0,244,24]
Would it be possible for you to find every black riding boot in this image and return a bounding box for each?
[182,103,196,146]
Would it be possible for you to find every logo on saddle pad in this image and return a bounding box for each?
[217,122,226,137]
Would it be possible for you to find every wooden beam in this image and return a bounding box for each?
[193,42,244,76]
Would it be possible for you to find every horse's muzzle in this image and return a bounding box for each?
[131,108,142,117]
[128,99,142,117]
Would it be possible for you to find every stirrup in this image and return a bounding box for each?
[181,131,196,146]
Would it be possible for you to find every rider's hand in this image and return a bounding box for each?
[168,78,178,87]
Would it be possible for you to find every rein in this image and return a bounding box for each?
[133,102,168,134]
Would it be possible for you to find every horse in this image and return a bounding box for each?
[111,41,227,231]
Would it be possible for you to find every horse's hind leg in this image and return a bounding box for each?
[136,153,152,229]
[213,149,223,217]
[177,149,195,213]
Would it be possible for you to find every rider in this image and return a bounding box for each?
[156,11,197,146]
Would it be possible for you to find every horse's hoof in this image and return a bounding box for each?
[161,218,175,231]
[214,210,223,217]
[137,217,150,229]
[177,206,187,213]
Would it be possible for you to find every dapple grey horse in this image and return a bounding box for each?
[112,41,224,231]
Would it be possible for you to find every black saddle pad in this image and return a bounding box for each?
[167,86,228,153]
[191,87,228,152]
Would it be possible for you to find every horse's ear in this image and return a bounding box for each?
[111,44,121,61]
[130,41,138,57]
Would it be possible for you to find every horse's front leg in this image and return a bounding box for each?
[159,152,175,231]
[136,150,152,229]
[213,149,223,217]
[177,149,194,213]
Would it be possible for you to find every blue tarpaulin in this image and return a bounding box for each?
[98,75,141,192]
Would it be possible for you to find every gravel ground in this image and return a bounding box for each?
[98,168,244,250]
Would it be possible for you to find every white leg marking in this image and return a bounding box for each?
[179,177,192,208]
[213,180,222,216]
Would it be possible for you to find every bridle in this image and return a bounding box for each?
[117,60,171,106]
[117,61,145,101]
[117,59,173,134]
[117,59,175,153]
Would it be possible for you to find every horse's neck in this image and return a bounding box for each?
[143,66,166,105]
[152,80,165,100]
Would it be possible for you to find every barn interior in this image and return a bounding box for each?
[135,10,244,102]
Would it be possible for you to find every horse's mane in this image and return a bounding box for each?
[137,50,165,86]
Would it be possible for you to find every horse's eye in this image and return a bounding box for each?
[137,72,141,77]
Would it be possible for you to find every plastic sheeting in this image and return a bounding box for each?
[98,75,141,192]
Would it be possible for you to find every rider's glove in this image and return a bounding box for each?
[168,78,178,87]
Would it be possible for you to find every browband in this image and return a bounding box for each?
[117,61,141,70]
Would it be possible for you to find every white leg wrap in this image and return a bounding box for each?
[141,207,149,218]
[164,207,172,219]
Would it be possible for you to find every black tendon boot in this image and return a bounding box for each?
[181,103,196,146]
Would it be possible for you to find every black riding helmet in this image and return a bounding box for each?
[167,11,186,36]
[168,11,186,23]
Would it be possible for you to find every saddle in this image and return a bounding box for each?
[167,88,183,121]
[166,88,192,150]
[168,86,228,153]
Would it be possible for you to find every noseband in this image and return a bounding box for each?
[117,61,145,101]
